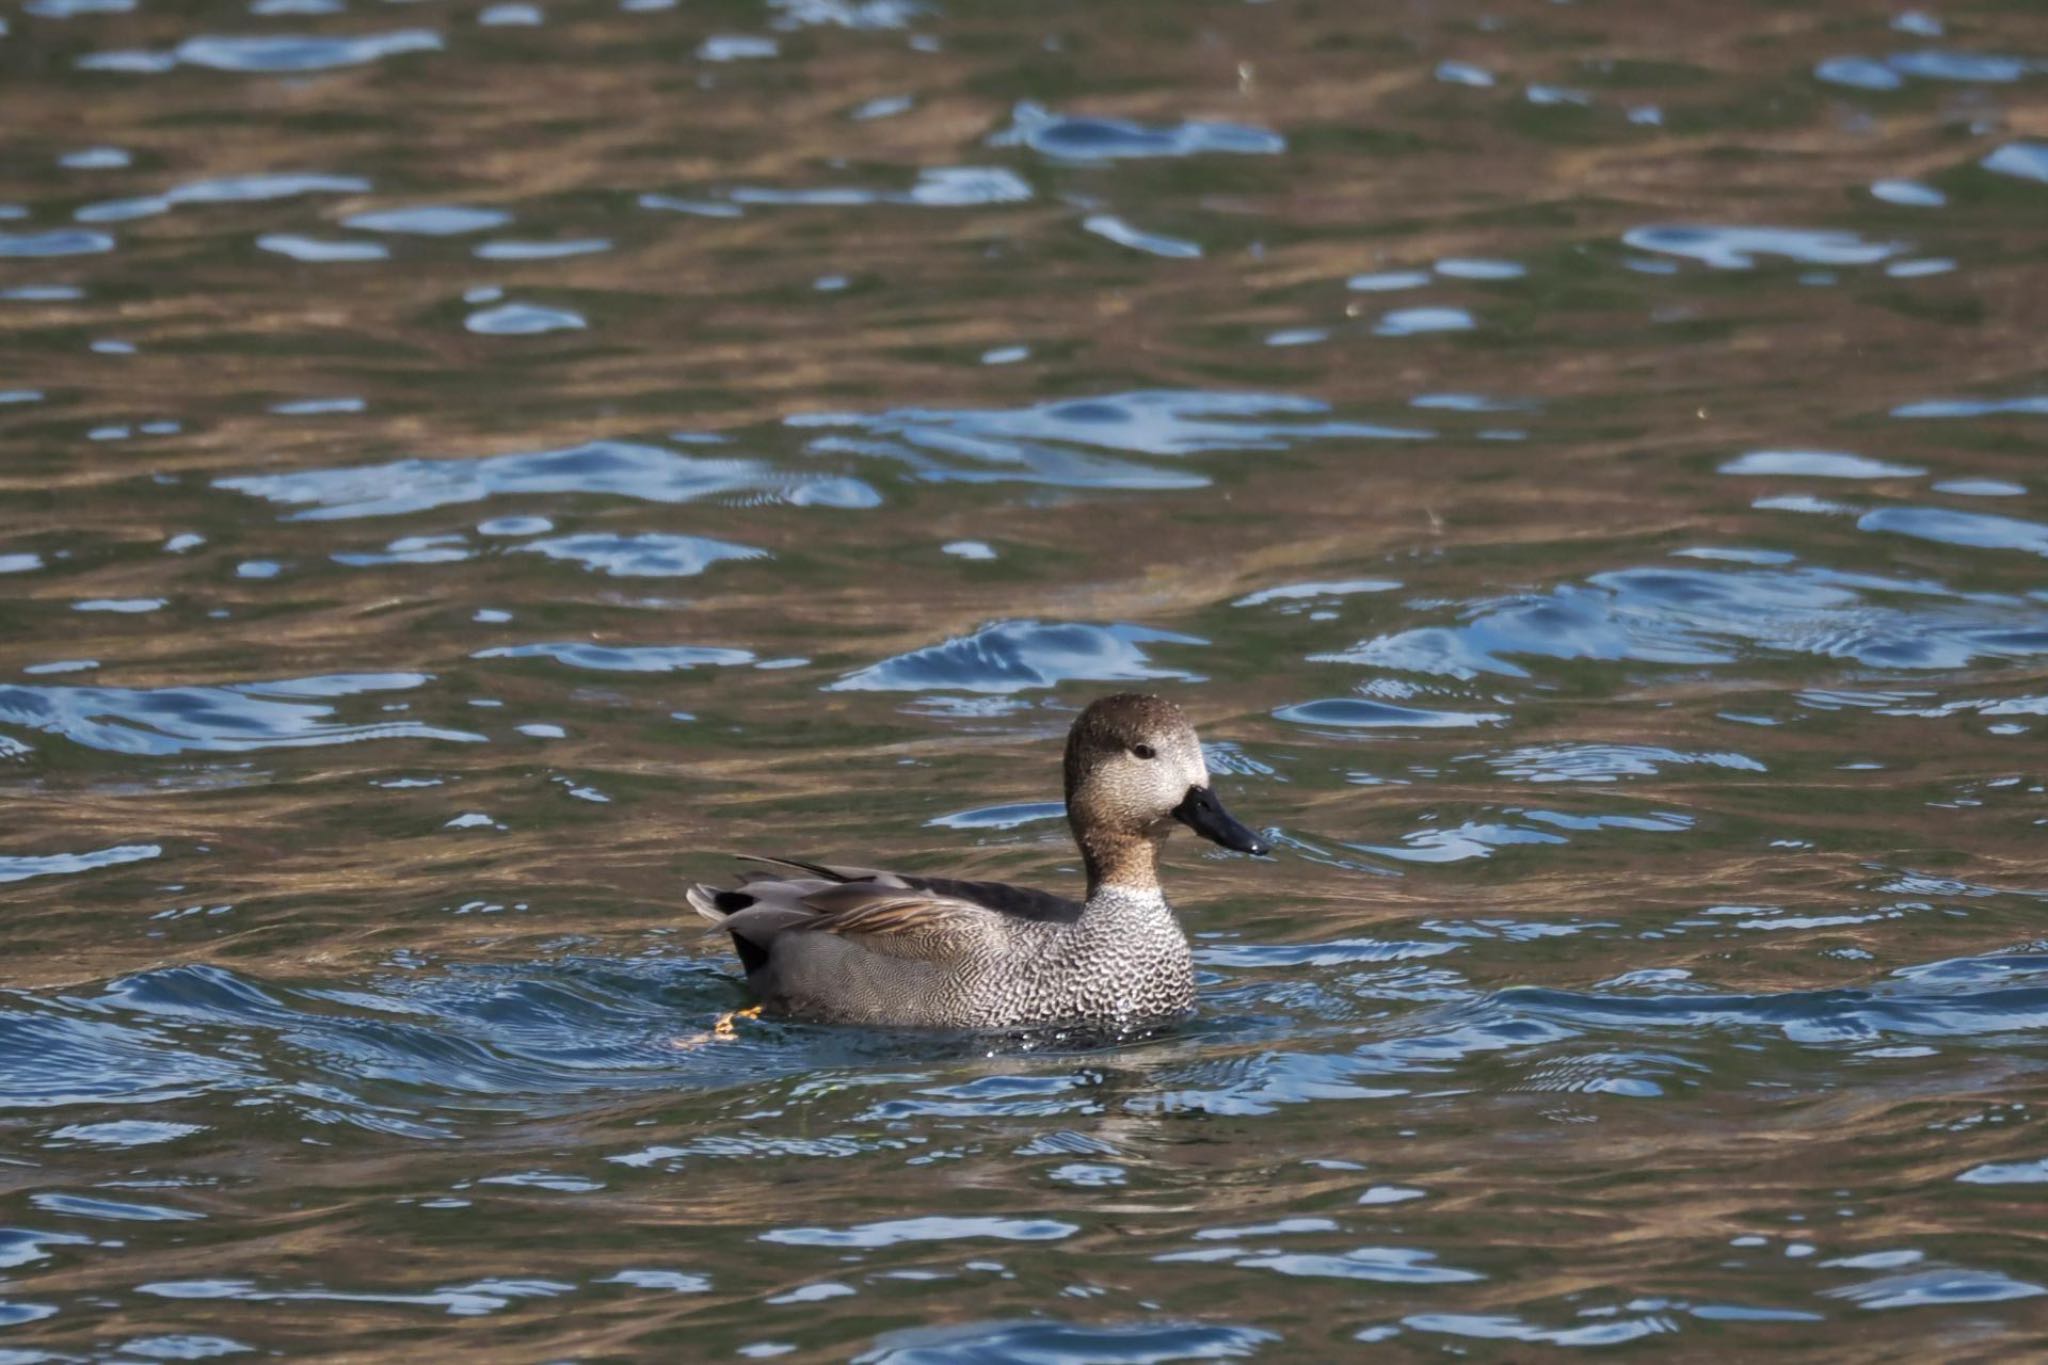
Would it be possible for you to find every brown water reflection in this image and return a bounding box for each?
[4,0,2048,1358]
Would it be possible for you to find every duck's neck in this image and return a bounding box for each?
[1077,828,1165,903]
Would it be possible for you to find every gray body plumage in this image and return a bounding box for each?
[684,694,1265,1031]
[691,865,1193,1029]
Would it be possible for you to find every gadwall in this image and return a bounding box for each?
[686,693,1269,1030]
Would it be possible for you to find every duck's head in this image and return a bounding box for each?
[1063,693,1269,862]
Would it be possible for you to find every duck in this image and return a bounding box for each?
[685,693,1270,1030]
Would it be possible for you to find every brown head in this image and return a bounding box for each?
[1063,693,1269,891]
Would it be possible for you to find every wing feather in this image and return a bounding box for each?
[800,887,1001,960]
[696,855,1080,967]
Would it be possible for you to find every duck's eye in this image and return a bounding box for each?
[1132,744,1156,760]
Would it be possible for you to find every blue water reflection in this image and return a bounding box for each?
[0,674,481,755]
[989,102,1286,161]
[218,439,879,518]
[831,621,1204,694]
[1329,564,2048,677]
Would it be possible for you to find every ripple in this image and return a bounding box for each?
[0,673,482,755]
[941,539,995,559]
[601,1269,711,1292]
[1137,1050,1409,1116]
[1889,50,2033,83]
[1435,60,1494,87]
[990,101,1284,161]
[699,34,778,61]
[1327,564,2048,677]
[793,390,1428,490]
[0,229,116,257]
[1357,819,1569,864]
[217,438,878,519]
[1273,698,1504,730]
[1199,938,1458,968]
[514,532,766,577]
[829,620,1204,694]
[1082,214,1201,259]
[1436,257,1523,280]
[333,534,471,566]
[1234,578,1401,608]
[0,842,161,884]
[1349,270,1430,291]
[46,1120,204,1148]
[29,0,135,13]
[1498,961,2048,1044]
[770,0,924,29]
[1871,178,1946,208]
[1892,394,2048,419]
[61,148,130,171]
[77,49,179,72]
[761,1216,1077,1248]
[1375,306,1475,336]
[612,1135,880,1167]
[903,166,1033,207]
[477,515,551,535]
[0,1229,94,1271]
[1404,1312,1671,1347]
[1487,744,1766,782]
[1412,392,1534,413]
[476,1170,603,1192]
[1720,451,1925,479]
[255,234,389,262]
[73,597,166,614]
[473,642,755,672]
[1229,1246,1483,1285]
[114,1336,253,1359]
[137,1275,574,1316]
[473,238,611,261]
[31,1192,202,1223]
[638,194,743,219]
[1888,257,1954,279]
[728,186,878,208]
[76,172,369,224]
[466,302,585,335]
[172,29,441,72]
[856,1320,1277,1364]
[1527,810,1691,835]
[1826,1268,2046,1310]
[1934,479,2025,497]
[927,801,1065,830]
[1623,225,1902,270]
[1957,1158,2048,1185]
[1858,506,2048,557]
[1815,56,1904,90]
[1982,142,2048,185]
[343,205,511,236]
[69,959,748,1125]
[0,1010,246,1108]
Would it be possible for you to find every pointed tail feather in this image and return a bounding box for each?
[735,852,857,882]
[686,883,756,923]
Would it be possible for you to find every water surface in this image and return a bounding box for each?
[3,0,2047,1357]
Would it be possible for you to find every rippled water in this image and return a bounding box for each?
[5,0,2048,1357]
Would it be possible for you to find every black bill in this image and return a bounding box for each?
[1172,785,1271,856]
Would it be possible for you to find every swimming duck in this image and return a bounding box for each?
[686,693,1269,1030]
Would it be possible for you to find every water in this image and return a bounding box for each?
[3,0,2047,1356]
